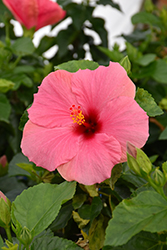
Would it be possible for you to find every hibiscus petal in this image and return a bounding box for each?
[28,70,78,128]
[3,0,38,29]
[57,133,122,185]
[21,120,79,171]
[100,96,149,162]
[71,62,135,114]
[36,0,66,30]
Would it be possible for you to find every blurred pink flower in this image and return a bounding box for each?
[0,191,7,202]
[2,0,66,31]
[0,155,7,168]
[21,62,149,185]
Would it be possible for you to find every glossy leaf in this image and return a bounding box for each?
[103,231,167,250]
[0,93,11,123]
[8,153,31,178]
[72,194,87,210]
[31,231,82,250]
[135,88,163,117]
[89,215,105,250]
[72,211,90,229]
[54,60,99,72]
[11,37,35,56]
[132,11,162,27]
[0,78,14,93]
[0,236,3,248]
[83,185,98,197]
[104,191,167,247]
[135,53,156,66]
[90,196,103,223]
[49,203,73,231]
[98,46,124,62]
[151,60,167,84]
[12,182,76,236]
[97,0,121,11]
[159,127,167,140]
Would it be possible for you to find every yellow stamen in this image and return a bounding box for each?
[70,105,85,125]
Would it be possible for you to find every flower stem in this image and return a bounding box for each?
[146,176,167,200]
[5,227,12,242]
[5,20,10,47]
[19,241,22,250]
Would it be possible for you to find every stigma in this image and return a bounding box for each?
[70,105,85,125]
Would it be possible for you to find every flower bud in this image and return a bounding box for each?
[0,155,8,177]
[0,191,11,228]
[19,227,33,246]
[127,142,152,177]
[153,168,166,187]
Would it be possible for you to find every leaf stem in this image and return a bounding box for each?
[5,227,12,242]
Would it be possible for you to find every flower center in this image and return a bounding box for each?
[70,105,101,138]
[70,105,85,125]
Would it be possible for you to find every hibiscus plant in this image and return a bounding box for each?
[0,0,167,249]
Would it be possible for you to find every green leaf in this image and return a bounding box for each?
[0,93,11,123]
[19,108,29,131]
[126,42,142,62]
[119,56,131,75]
[54,60,99,72]
[121,166,147,188]
[131,11,162,27]
[135,53,156,66]
[98,46,124,62]
[0,79,15,93]
[12,181,76,236]
[89,214,105,250]
[104,191,167,247]
[90,197,103,224]
[84,184,98,197]
[135,88,163,117]
[56,0,72,7]
[151,60,167,84]
[103,231,167,250]
[49,203,73,231]
[8,153,31,178]
[0,235,4,248]
[31,232,82,250]
[0,174,26,202]
[97,0,121,11]
[109,164,123,190]
[11,37,35,56]
[159,127,167,140]
[72,211,90,229]
[72,194,87,210]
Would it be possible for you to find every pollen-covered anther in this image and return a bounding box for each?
[70,105,85,125]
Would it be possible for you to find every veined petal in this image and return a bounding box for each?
[3,0,38,29]
[36,0,66,30]
[71,62,135,114]
[21,120,79,171]
[100,96,149,162]
[28,70,78,128]
[57,133,122,185]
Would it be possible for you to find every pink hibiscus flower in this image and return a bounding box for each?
[3,0,66,31]
[0,191,7,203]
[21,62,149,185]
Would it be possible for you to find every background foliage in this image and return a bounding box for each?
[0,0,167,249]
